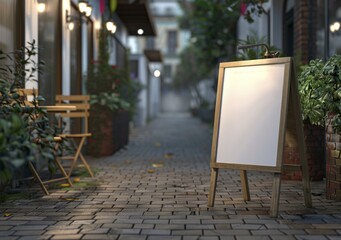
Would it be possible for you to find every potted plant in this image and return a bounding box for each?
[86,23,136,157]
[298,55,341,199]
[0,42,56,192]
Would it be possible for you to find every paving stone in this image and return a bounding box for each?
[140,229,171,235]
[295,236,328,240]
[231,224,266,230]
[18,236,52,240]
[45,229,80,235]
[0,226,13,231]
[147,236,180,240]
[251,230,285,235]
[219,237,236,240]
[13,230,46,236]
[82,234,118,239]
[327,237,341,240]
[0,231,16,236]
[0,237,18,240]
[236,236,271,240]
[171,230,202,236]
[12,225,47,231]
[1,113,341,240]
[80,227,111,234]
[204,229,250,236]
[310,229,339,236]
[118,235,146,240]
[270,236,296,240]
[186,224,215,230]
[50,234,84,239]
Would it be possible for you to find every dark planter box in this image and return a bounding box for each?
[112,110,130,150]
[282,119,325,181]
[87,107,130,157]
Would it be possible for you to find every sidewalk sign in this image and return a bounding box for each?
[208,57,312,217]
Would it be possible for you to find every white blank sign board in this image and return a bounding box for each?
[216,63,286,167]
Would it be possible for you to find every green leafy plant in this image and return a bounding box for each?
[178,0,269,70]
[237,32,281,60]
[86,23,139,114]
[298,55,341,132]
[0,41,56,191]
[90,92,130,112]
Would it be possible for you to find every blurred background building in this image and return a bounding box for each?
[0,0,341,124]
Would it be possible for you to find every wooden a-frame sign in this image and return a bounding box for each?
[208,57,312,217]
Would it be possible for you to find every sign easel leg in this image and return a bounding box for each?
[240,170,250,201]
[208,168,218,207]
[270,173,282,217]
[290,63,313,208]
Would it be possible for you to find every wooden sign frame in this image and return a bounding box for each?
[208,57,312,217]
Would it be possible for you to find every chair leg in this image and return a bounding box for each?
[28,162,50,195]
[61,137,94,178]
[67,137,86,177]
[79,152,94,177]
[54,158,73,187]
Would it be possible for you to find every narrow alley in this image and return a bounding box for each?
[0,113,341,240]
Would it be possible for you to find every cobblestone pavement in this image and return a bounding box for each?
[1,113,341,240]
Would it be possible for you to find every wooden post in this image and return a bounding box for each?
[290,63,312,207]
[270,173,282,217]
[208,168,218,207]
[240,170,250,201]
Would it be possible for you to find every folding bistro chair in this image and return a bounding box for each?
[17,88,73,195]
[55,95,94,177]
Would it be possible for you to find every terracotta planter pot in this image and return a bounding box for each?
[326,113,341,201]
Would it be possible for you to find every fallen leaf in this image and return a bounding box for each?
[147,169,155,173]
[152,163,164,168]
[73,177,81,183]
[164,153,174,159]
[3,213,12,217]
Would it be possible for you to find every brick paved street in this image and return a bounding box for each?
[1,113,341,240]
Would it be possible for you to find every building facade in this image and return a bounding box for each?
[237,0,341,64]
[0,0,160,127]
[128,0,192,117]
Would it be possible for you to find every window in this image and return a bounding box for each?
[0,0,24,55]
[38,0,62,104]
[70,3,82,95]
[328,1,341,55]
[167,30,177,55]
[146,37,155,49]
[316,0,341,58]
[164,64,172,78]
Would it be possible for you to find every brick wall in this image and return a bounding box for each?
[294,0,317,64]
[326,114,341,200]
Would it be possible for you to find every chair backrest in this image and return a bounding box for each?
[17,88,39,106]
[55,95,90,133]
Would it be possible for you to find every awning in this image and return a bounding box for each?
[116,0,156,36]
[144,49,163,62]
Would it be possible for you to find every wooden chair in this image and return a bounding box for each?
[55,95,94,177]
[17,88,73,195]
